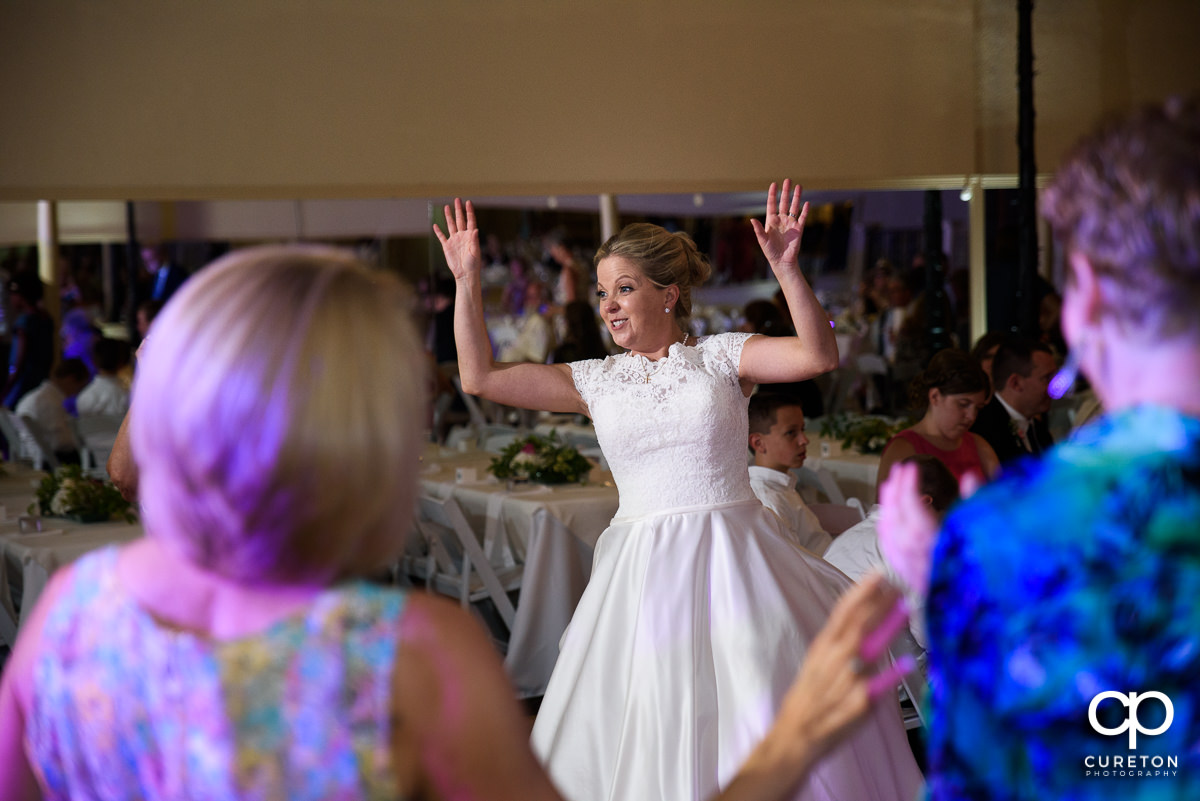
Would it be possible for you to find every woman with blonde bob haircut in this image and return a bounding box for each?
[131,245,426,583]
[0,245,916,800]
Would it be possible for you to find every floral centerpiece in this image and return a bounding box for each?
[30,465,137,524]
[818,413,912,455]
[488,431,593,485]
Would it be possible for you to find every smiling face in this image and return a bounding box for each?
[596,256,676,355]
[755,405,810,472]
[928,388,988,441]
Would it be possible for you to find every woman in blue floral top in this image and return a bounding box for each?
[880,95,1200,800]
[0,245,916,801]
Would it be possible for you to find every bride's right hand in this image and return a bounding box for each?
[432,198,482,281]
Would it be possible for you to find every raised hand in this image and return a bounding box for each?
[750,179,808,271]
[432,198,482,281]
[877,462,940,596]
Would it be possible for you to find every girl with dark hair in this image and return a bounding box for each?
[875,348,1000,492]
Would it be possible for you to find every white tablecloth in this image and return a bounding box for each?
[0,464,142,648]
[418,447,618,697]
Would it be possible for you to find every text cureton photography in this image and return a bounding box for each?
[1084,691,1180,780]
[1083,754,1179,779]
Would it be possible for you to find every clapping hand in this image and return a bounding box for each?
[750,179,809,273]
[433,198,482,281]
[878,462,982,595]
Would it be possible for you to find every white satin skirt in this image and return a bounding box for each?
[530,500,924,801]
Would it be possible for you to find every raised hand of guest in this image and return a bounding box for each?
[878,461,939,595]
[879,461,983,595]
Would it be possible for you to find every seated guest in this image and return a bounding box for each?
[825,453,960,663]
[878,96,1200,800]
[14,358,90,464]
[970,336,1056,464]
[550,300,609,363]
[748,392,832,554]
[136,298,164,341]
[2,244,917,801]
[76,337,132,418]
[59,308,100,378]
[499,280,557,364]
[876,348,1000,493]
[968,331,1007,397]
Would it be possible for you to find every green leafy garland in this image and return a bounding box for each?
[488,431,593,485]
[818,413,913,455]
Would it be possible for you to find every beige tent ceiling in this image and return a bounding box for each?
[1,0,1196,204]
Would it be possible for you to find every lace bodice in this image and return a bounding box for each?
[571,332,757,519]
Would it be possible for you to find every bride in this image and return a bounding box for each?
[435,181,923,801]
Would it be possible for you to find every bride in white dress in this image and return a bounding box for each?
[435,182,924,801]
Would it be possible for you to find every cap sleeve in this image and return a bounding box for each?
[698,331,755,383]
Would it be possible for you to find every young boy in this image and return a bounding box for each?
[825,453,960,664]
[747,392,832,555]
[14,358,91,464]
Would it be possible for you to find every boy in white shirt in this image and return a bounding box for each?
[76,337,131,418]
[747,392,832,555]
[824,453,960,662]
[14,358,90,463]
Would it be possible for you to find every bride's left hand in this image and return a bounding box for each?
[750,179,808,273]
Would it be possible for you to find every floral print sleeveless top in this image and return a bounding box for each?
[28,546,407,800]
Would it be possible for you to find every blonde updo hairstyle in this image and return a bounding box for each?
[594,223,712,322]
[131,245,427,584]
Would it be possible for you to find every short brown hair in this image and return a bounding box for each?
[907,349,990,415]
[1041,95,1200,340]
[748,391,804,436]
[131,245,427,583]
[901,454,959,513]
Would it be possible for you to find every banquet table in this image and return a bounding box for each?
[0,465,143,648]
[418,445,618,697]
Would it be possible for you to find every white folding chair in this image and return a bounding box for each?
[451,375,506,428]
[0,408,27,463]
[856,352,890,413]
[6,411,59,471]
[898,669,928,730]
[807,498,866,536]
[393,524,436,588]
[73,413,124,478]
[792,465,846,505]
[412,494,523,638]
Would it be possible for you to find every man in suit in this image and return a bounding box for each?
[971,336,1057,464]
[142,244,189,304]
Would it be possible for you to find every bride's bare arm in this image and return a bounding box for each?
[435,199,587,415]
